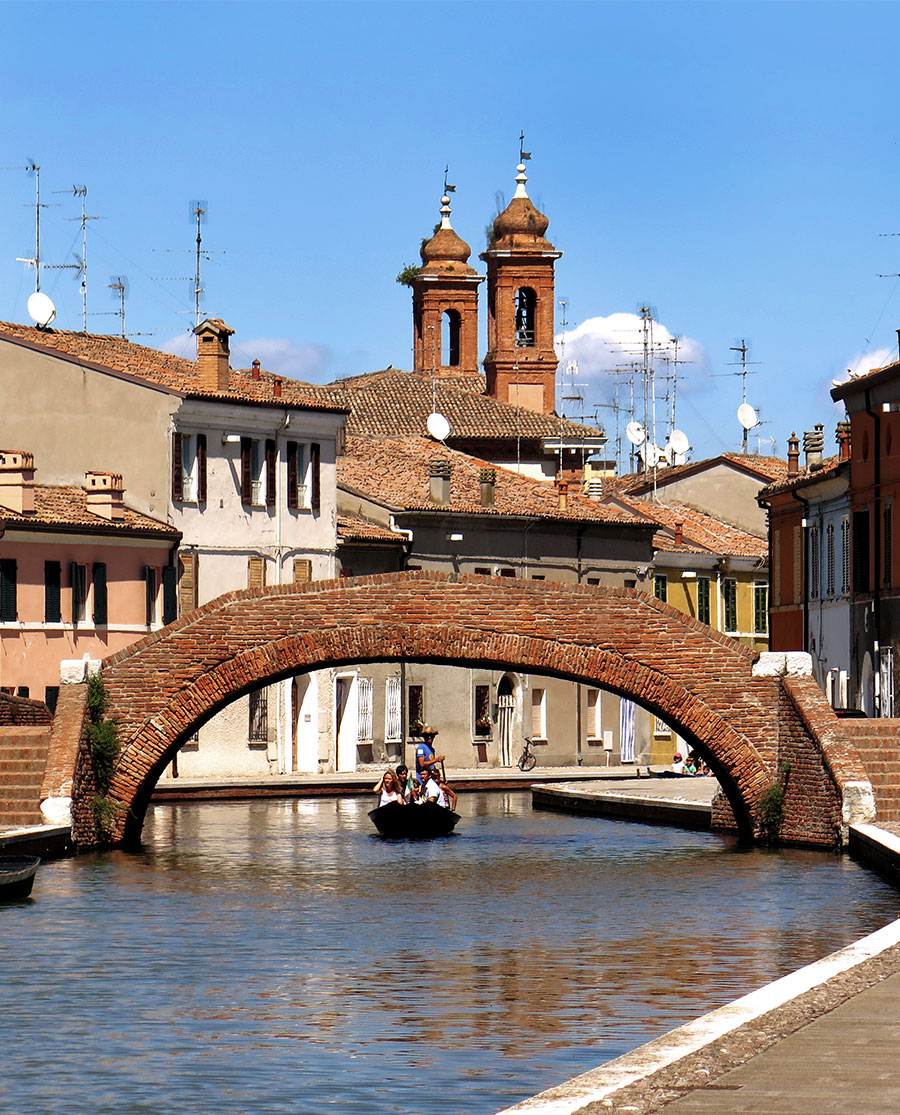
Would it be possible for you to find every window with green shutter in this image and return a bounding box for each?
[44,561,61,623]
[724,578,738,633]
[697,577,710,625]
[654,575,667,602]
[0,559,16,622]
[92,563,108,626]
[754,581,769,635]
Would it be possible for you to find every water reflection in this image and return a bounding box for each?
[1,793,898,1115]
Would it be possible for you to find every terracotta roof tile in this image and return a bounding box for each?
[339,436,652,526]
[619,453,789,496]
[757,456,843,499]
[0,484,179,537]
[612,494,767,559]
[337,513,404,544]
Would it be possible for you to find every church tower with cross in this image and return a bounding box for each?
[481,143,562,414]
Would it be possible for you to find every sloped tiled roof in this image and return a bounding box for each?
[619,453,789,496]
[611,493,767,560]
[326,368,604,442]
[757,456,843,500]
[337,513,404,545]
[0,322,347,413]
[339,435,653,526]
[0,484,179,537]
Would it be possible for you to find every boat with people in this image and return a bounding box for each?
[0,856,40,901]
[368,728,460,838]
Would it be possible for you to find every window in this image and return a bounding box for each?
[499,567,515,578]
[44,561,61,623]
[92,562,108,626]
[196,433,207,502]
[239,437,267,505]
[841,517,851,595]
[723,578,737,633]
[172,431,183,502]
[266,439,277,508]
[144,566,158,626]
[474,684,491,736]
[474,567,491,576]
[71,562,87,625]
[385,677,402,743]
[530,687,546,739]
[162,565,177,624]
[408,684,424,731]
[310,442,321,513]
[240,437,253,503]
[247,555,266,590]
[248,689,268,742]
[853,509,871,593]
[16,686,29,698]
[442,309,461,367]
[44,686,59,715]
[287,441,305,510]
[754,582,769,635]
[654,575,667,602]
[357,677,373,741]
[809,524,820,600]
[515,287,536,347]
[587,689,600,739]
[293,558,312,583]
[826,522,835,597]
[885,503,893,586]
[172,432,208,503]
[697,577,710,625]
[178,552,198,616]
[0,559,17,622]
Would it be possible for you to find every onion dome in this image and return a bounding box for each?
[488,163,557,253]
[418,194,479,279]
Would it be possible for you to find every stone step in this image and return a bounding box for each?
[0,757,47,773]
[0,771,44,789]
[0,810,43,827]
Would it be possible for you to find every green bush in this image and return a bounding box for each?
[87,673,107,720]
[88,718,119,794]
[396,264,421,286]
[756,783,784,837]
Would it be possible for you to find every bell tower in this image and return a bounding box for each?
[412,190,482,377]
[481,158,561,413]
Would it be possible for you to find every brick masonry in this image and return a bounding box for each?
[61,571,870,847]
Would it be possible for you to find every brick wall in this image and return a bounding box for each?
[0,691,52,726]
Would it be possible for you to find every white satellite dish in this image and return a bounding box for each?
[668,429,690,456]
[737,403,758,431]
[27,291,56,328]
[426,412,451,441]
[625,421,646,447]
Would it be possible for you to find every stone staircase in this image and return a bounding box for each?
[0,726,51,827]
[841,719,900,822]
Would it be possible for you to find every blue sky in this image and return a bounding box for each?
[2,1,900,464]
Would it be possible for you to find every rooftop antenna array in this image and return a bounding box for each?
[154,200,224,328]
[718,338,761,452]
[108,275,129,337]
[55,186,99,332]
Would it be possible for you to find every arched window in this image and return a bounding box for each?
[442,310,461,366]
[515,287,536,347]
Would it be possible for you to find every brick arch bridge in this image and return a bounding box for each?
[56,571,874,847]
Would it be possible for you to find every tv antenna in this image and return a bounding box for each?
[153,200,225,327]
[52,186,99,332]
[8,160,59,293]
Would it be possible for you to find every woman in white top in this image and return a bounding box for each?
[373,768,404,806]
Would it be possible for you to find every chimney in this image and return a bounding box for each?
[429,459,451,504]
[836,420,851,462]
[787,432,800,477]
[273,376,283,399]
[556,475,569,512]
[0,450,35,514]
[193,318,234,393]
[84,472,125,521]
[803,423,825,471]
[674,521,684,546]
[479,468,495,507]
[251,359,261,381]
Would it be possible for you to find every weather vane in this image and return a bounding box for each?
[443,165,455,194]
[519,131,531,162]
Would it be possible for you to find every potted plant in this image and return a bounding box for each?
[475,716,492,736]
[409,718,425,737]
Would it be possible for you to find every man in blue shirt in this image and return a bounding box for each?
[414,726,445,783]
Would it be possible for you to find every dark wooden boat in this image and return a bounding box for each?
[369,800,460,838]
[0,856,40,900]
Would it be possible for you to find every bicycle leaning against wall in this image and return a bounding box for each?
[516,736,536,772]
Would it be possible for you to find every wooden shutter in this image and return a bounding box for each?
[248,555,266,590]
[44,560,61,623]
[92,562,108,625]
[0,559,16,622]
[310,442,321,513]
[172,431,183,502]
[293,558,312,584]
[144,566,157,626]
[178,552,198,615]
[240,437,252,503]
[286,441,299,509]
[265,439,277,507]
[162,565,177,624]
[71,562,87,624]
[196,433,207,503]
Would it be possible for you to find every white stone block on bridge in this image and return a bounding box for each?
[752,652,813,678]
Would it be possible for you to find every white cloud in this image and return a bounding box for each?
[554,312,708,390]
[159,333,335,383]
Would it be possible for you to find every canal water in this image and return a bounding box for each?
[3,792,899,1115]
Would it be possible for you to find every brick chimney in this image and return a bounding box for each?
[803,423,825,471]
[0,450,35,514]
[674,521,684,546]
[429,459,451,504]
[556,475,569,512]
[273,376,283,399]
[252,359,261,381]
[787,432,800,477]
[836,420,851,462]
[84,471,125,521]
[194,318,234,392]
[479,468,496,507]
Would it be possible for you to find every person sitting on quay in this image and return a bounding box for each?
[683,754,699,776]
[415,726,445,783]
[671,752,685,774]
[373,768,405,806]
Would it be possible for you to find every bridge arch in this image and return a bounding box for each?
[67,571,869,847]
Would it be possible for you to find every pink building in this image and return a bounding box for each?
[0,450,180,709]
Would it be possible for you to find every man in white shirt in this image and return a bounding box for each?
[420,768,447,808]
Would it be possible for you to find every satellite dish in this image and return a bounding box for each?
[668,429,690,455]
[737,403,758,431]
[426,412,451,441]
[27,291,56,328]
[625,421,646,447]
